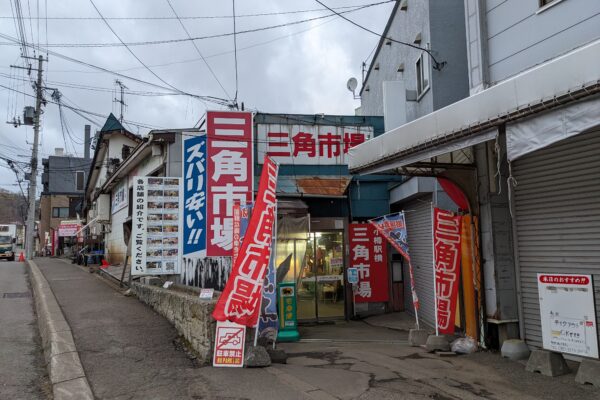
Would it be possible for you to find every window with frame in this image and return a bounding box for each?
[416,52,430,98]
[52,207,70,218]
[539,0,557,7]
[75,171,85,191]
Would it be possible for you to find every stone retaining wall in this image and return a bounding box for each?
[131,282,217,364]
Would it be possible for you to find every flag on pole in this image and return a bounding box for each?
[212,156,279,327]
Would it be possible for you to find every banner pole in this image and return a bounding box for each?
[431,203,439,336]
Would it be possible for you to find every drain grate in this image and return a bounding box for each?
[3,291,31,298]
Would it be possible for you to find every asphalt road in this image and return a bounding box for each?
[0,261,50,399]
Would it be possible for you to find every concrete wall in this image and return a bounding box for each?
[132,283,217,364]
[466,0,600,88]
[39,195,73,246]
[43,156,91,194]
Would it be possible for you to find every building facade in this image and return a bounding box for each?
[349,0,600,355]
[39,128,92,255]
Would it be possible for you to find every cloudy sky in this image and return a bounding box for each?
[0,0,394,192]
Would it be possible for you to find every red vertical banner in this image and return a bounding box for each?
[349,223,389,303]
[212,156,278,327]
[206,111,254,257]
[232,203,241,265]
[433,208,462,335]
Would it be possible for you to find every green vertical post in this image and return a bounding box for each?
[277,282,300,342]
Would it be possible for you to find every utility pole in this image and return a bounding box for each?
[25,54,44,260]
[114,79,127,123]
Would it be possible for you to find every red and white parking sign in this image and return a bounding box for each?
[349,223,389,303]
[206,111,254,257]
[213,320,246,367]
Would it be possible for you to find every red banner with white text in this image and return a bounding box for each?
[349,223,389,303]
[433,208,462,335]
[206,111,254,257]
[212,156,278,327]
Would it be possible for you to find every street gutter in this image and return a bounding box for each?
[27,259,94,400]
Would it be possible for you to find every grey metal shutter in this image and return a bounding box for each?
[404,194,435,328]
[513,129,600,350]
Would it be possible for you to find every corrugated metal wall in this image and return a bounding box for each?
[513,129,600,349]
[404,195,435,328]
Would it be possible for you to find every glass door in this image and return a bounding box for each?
[296,231,345,321]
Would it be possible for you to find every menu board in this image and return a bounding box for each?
[131,177,183,275]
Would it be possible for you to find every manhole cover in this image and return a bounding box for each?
[3,292,31,298]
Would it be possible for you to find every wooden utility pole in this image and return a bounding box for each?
[25,54,43,260]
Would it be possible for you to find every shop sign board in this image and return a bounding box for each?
[213,320,246,367]
[212,156,278,327]
[348,223,389,303]
[257,124,373,165]
[111,177,128,214]
[131,177,183,276]
[206,111,254,257]
[370,212,419,310]
[58,222,80,237]
[433,208,462,335]
[538,274,598,358]
[182,134,207,258]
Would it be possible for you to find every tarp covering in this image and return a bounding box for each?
[276,175,351,197]
[506,97,600,161]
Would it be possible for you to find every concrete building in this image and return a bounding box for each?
[356,0,470,331]
[39,126,92,255]
[84,113,142,264]
[349,0,600,357]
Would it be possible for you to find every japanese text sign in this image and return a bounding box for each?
[257,124,373,165]
[538,273,598,358]
[131,177,183,276]
[213,320,246,367]
[183,134,207,258]
[433,208,462,335]
[206,111,254,257]
[58,223,80,237]
[111,177,128,214]
[349,223,389,303]
[212,156,278,327]
[370,213,419,310]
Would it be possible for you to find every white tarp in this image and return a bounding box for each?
[506,97,600,161]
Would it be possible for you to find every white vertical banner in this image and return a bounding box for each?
[132,177,148,275]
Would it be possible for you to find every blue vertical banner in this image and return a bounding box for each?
[183,134,207,258]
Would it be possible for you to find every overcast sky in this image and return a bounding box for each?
[0,0,394,191]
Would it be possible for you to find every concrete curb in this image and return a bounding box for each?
[28,260,94,400]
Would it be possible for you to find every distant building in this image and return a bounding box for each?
[39,125,92,255]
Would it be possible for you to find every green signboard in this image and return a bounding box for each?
[277,282,300,342]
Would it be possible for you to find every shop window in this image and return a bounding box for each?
[52,207,69,218]
[75,171,85,191]
[416,52,430,99]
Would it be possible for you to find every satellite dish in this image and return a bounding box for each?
[346,77,358,93]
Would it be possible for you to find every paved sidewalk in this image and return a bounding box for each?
[0,261,49,399]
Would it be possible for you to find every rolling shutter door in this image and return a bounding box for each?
[513,129,600,349]
[404,195,435,328]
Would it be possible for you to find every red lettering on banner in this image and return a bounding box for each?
[292,132,316,157]
[212,156,279,327]
[318,132,342,158]
[433,208,462,335]
[349,224,389,303]
[206,112,253,257]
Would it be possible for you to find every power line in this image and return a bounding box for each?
[0,3,390,20]
[314,0,446,71]
[232,0,239,106]
[0,1,395,48]
[165,0,232,102]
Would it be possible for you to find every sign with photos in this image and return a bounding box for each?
[131,177,183,275]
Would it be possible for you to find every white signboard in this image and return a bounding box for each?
[213,320,245,367]
[131,177,183,276]
[537,273,598,358]
[256,124,373,165]
[112,177,128,214]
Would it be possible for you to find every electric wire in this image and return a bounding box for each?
[165,0,232,102]
[0,1,395,48]
[314,0,446,70]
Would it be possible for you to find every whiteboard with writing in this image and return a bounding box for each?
[537,273,598,358]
